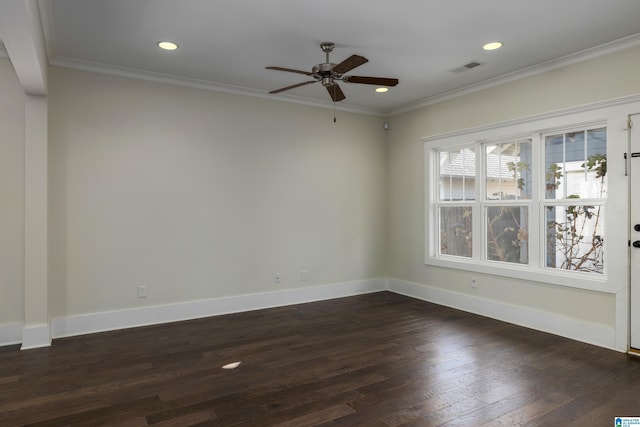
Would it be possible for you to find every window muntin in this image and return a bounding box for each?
[439,148,476,201]
[545,127,607,200]
[485,140,532,200]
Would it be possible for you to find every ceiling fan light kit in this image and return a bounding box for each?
[267,42,398,102]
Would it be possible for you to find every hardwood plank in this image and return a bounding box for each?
[0,291,639,426]
[480,391,574,426]
[271,403,355,427]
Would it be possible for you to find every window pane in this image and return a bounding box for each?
[585,128,607,198]
[440,206,472,257]
[545,127,607,200]
[486,206,529,264]
[545,134,564,199]
[564,131,586,198]
[545,204,604,273]
[486,140,532,200]
[439,148,476,201]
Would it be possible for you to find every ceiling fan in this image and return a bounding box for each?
[266,42,399,102]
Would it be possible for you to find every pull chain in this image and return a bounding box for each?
[333,86,337,123]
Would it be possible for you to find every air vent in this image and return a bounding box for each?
[450,60,484,74]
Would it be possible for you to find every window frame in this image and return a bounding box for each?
[424,100,634,293]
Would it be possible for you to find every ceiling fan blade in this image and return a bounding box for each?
[269,80,317,94]
[266,66,314,76]
[333,55,368,75]
[344,76,399,86]
[326,84,346,102]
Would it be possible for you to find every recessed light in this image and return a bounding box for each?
[157,41,178,51]
[482,41,503,51]
[375,87,389,93]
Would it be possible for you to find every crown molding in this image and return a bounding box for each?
[390,33,640,116]
[36,0,56,61]
[421,92,640,143]
[49,56,384,117]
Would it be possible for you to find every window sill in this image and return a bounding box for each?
[425,255,619,294]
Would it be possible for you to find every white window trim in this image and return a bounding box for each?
[424,95,640,294]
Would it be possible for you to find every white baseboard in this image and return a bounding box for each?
[21,323,51,350]
[387,278,620,352]
[0,323,23,347]
[51,278,387,339]
[9,277,620,353]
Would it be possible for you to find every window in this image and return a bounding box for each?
[543,127,606,273]
[428,119,610,287]
[484,140,532,265]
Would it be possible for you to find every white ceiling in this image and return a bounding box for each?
[14,1,640,114]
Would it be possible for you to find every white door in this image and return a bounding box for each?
[631,113,640,350]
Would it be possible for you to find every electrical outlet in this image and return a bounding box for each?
[471,278,478,289]
[274,273,281,283]
[138,285,148,298]
[301,270,309,281]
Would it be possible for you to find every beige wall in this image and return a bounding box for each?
[48,66,387,317]
[387,45,640,328]
[0,57,25,326]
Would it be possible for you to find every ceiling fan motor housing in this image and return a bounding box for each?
[313,63,337,75]
[313,63,339,86]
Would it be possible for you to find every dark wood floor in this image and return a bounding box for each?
[1,292,639,426]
